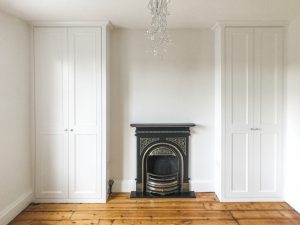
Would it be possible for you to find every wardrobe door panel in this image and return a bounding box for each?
[259,133,278,192]
[36,134,68,198]
[34,27,68,199]
[254,28,283,128]
[68,27,102,199]
[229,133,251,192]
[253,28,283,196]
[73,134,98,193]
[225,28,255,197]
[225,28,254,130]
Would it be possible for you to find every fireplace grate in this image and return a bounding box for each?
[146,172,179,195]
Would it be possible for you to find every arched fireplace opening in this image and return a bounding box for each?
[145,145,182,195]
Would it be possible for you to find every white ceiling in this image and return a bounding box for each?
[0,0,300,28]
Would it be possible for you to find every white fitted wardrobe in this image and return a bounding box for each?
[33,23,110,203]
[214,22,285,201]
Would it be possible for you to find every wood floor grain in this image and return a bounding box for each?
[9,193,300,225]
[238,219,300,225]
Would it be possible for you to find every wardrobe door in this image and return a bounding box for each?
[225,28,255,198]
[68,28,103,199]
[253,28,283,196]
[34,28,69,199]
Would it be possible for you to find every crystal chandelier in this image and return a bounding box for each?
[146,0,171,56]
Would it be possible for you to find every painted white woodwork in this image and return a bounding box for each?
[225,28,255,198]
[34,28,69,199]
[68,28,102,199]
[34,24,110,203]
[253,28,283,197]
[103,25,111,200]
[214,23,284,202]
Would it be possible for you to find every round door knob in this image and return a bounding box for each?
[64,129,68,131]
[70,129,74,132]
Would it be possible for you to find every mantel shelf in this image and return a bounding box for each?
[130,123,196,128]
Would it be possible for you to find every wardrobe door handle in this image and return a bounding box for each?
[64,129,68,131]
[70,129,74,132]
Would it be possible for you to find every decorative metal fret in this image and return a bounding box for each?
[149,147,176,156]
[166,137,187,155]
[140,137,159,155]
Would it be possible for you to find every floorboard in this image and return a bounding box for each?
[9,193,300,225]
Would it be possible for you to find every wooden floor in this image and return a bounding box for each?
[10,193,300,225]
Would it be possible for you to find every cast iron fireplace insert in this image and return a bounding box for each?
[130,123,196,198]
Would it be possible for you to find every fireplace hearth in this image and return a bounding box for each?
[130,123,196,198]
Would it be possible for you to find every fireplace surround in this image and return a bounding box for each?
[130,123,196,198]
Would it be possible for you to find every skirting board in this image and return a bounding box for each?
[218,196,284,202]
[34,198,107,204]
[190,180,215,192]
[0,190,33,225]
[113,179,215,192]
[285,198,300,213]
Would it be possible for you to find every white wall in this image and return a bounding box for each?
[284,19,300,213]
[110,29,215,192]
[0,11,32,225]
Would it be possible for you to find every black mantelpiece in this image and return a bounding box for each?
[130,123,196,198]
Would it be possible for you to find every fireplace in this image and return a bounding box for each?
[130,123,196,198]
